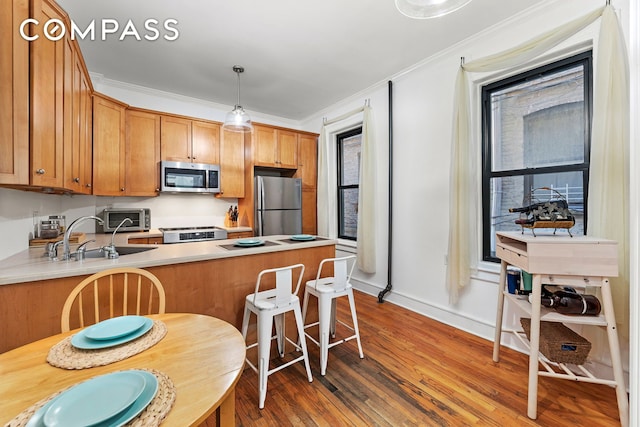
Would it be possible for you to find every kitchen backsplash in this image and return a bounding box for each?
[0,187,236,260]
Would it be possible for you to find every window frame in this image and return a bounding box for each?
[481,51,593,262]
[336,126,362,241]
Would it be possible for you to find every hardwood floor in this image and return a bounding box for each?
[209,290,622,426]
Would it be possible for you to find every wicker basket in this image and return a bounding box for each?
[520,318,591,365]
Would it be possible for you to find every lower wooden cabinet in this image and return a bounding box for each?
[227,231,254,239]
[128,237,163,245]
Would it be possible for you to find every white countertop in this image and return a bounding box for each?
[0,233,335,286]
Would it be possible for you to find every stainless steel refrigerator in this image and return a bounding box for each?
[255,176,302,236]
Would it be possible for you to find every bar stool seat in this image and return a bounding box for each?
[241,263,313,409]
[302,255,364,376]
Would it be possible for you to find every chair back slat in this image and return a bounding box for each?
[61,267,166,332]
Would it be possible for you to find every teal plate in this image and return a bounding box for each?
[71,318,153,350]
[234,238,264,247]
[27,370,158,427]
[291,234,315,241]
[83,316,147,341]
[42,371,146,427]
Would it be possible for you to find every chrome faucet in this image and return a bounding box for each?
[102,218,133,259]
[63,216,104,261]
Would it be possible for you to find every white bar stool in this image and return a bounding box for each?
[241,263,313,409]
[301,255,364,376]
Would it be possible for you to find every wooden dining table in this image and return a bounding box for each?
[0,313,246,427]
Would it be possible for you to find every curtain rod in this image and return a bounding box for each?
[322,100,369,126]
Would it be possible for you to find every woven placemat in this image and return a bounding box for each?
[47,320,167,370]
[4,369,176,427]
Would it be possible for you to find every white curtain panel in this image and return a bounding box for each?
[317,105,377,273]
[356,106,377,273]
[447,5,629,312]
[587,6,630,339]
[317,127,335,238]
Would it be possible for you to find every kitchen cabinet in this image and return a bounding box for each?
[128,237,163,245]
[296,133,318,190]
[93,98,161,197]
[92,93,127,196]
[227,231,254,239]
[125,108,161,196]
[160,115,219,165]
[301,190,317,235]
[0,0,29,185]
[217,129,245,198]
[253,125,298,169]
[63,39,93,194]
[30,0,66,188]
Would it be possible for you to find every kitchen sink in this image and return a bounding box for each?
[83,246,157,259]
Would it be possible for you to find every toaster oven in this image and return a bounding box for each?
[97,208,151,233]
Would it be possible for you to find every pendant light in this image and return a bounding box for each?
[395,0,472,19]
[222,65,253,133]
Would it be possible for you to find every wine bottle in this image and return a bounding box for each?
[532,290,601,315]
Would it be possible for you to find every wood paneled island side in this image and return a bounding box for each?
[0,236,335,353]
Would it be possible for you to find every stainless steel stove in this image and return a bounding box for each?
[159,226,228,244]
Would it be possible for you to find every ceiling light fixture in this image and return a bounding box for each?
[394,0,472,19]
[222,65,253,133]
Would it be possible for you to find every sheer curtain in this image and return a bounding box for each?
[317,105,377,273]
[447,4,629,318]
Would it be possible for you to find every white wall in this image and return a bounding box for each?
[301,0,637,388]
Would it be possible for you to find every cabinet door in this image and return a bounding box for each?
[0,0,29,185]
[301,189,317,235]
[161,115,192,162]
[219,129,245,198]
[277,130,298,169]
[296,134,317,190]
[126,109,160,196]
[79,66,93,193]
[30,0,65,188]
[64,40,83,193]
[192,120,219,165]
[93,94,126,196]
[253,125,277,166]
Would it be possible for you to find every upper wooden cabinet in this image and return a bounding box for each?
[0,0,29,185]
[92,94,126,196]
[218,129,245,198]
[63,38,93,194]
[161,115,219,165]
[93,99,161,197]
[30,0,66,188]
[253,125,298,169]
[295,134,318,190]
[125,108,161,196]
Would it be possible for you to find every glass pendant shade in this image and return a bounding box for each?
[222,65,253,133]
[224,105,253,133]
[395,0,472,19]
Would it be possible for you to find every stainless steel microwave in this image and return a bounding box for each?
[160,161,221,194]
[97,208,151,233]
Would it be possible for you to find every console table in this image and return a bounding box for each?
[492,231,627,426]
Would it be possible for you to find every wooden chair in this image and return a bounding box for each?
[61,267,166,332]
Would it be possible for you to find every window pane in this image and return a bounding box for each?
[487,172,585,258]
[490,65,585,172]
[339,188,359,239]
[340,134,361,186]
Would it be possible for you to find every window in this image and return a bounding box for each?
[481,51,593,261]
[337,127,362,240]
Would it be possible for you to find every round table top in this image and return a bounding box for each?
[0,313,246,426]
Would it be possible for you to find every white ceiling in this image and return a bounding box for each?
[57,0,537,121]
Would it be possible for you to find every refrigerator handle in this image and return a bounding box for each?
[257,177,265,236]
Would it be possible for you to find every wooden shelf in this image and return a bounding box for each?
[504,292,608,327]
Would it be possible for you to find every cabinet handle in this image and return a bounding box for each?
[155,188,160,192]
[85,183,92,188]
[120,187,125,191]
[73,177,80,183]
[36,168,45,175]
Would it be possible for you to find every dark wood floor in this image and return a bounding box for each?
[210,289,622,426]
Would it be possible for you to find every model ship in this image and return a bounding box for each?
[509,187,575,237]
